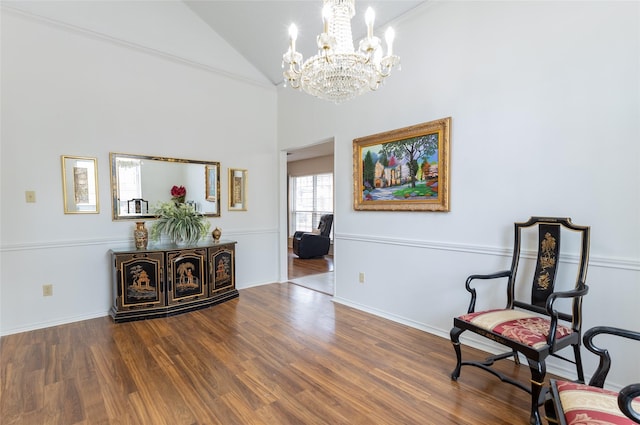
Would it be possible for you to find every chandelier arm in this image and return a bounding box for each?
[290,62,302,75]
[378,66,392,78]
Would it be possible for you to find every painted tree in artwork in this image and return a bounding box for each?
[409,159,419,182]
[417,159,425,180]
[177,262,195,285]
[363,150,375,188]
[130,265,143,288]
[379,133,438,188]
[378,152,389,167]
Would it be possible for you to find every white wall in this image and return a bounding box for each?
[0,4,279,334]
[1,0,270,86]
[278,1,640,388]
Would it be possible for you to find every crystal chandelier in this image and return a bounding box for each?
[282,0,400,104]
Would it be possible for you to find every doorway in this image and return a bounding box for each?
[284,140,335,295]
[287,250,334,295]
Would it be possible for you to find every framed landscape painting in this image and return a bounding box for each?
[353,117,450,212]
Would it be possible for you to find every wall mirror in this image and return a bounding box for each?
[61,155,99,214]
[110,152,220,220]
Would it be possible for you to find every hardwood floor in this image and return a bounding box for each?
[1,283,546,424]
[288,249,334,295]
[287,249,334,279]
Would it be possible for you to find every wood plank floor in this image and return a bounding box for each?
[287,249,334,280]
[1,283,545,424]
[288,249,334,295]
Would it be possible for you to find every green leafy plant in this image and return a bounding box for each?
[150,202,210,245]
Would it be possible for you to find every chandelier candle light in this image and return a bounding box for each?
[282,0,400,103]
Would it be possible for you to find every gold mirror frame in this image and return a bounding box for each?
[110,152,221,220]
[228,168,247,211]
[61,155,99,214]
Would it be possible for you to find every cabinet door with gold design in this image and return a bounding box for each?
[166,248,207,305]
[209,244,235,294]
[114,252,165,310]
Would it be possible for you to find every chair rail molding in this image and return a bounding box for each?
[335,233,640,272]
[0,228,278,252]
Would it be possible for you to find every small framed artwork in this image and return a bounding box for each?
[61,155,99,214]
[228,168,247,211]
[353,117,451,212]
[205,164,219,202]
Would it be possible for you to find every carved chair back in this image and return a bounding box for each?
[508,217,590,332]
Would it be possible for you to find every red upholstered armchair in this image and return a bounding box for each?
[292,214,333,259]
[545,326,640,424]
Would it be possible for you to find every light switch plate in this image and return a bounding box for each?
[25,191,36,203]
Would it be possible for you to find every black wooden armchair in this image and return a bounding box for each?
[450,217,591,425]
[545,326,640,424]
[292,214,333,259]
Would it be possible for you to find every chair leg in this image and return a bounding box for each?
[450,326,464,380]
[573,344,585,383]
[527,358,546,425]
[543,393,559,425]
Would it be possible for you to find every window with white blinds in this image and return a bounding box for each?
[290,173,333,236]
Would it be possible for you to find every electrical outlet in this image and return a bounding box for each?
[359,272,365,283]
[42,284,53,297]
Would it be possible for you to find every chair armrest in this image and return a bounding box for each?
[294,233,331,258]
[545,285,589,312]
[464,270,511,313]
[300,232,327,239]
[293,231,305,239]
[541,283,588,347]
[619,383,640,424]
[299,233,329,244]
[465,270,512,286]
[583,326,640,387]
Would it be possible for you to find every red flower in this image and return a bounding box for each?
[171,185,186,197]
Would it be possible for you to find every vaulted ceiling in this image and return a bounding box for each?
[184,1,425,86]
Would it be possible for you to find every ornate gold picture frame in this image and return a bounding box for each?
[228,168,247,211]
[61,155,99,214]
[353,117,450,212]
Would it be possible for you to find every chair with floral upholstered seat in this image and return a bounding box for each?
[450,217,591,425]
[544,326,640,425]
